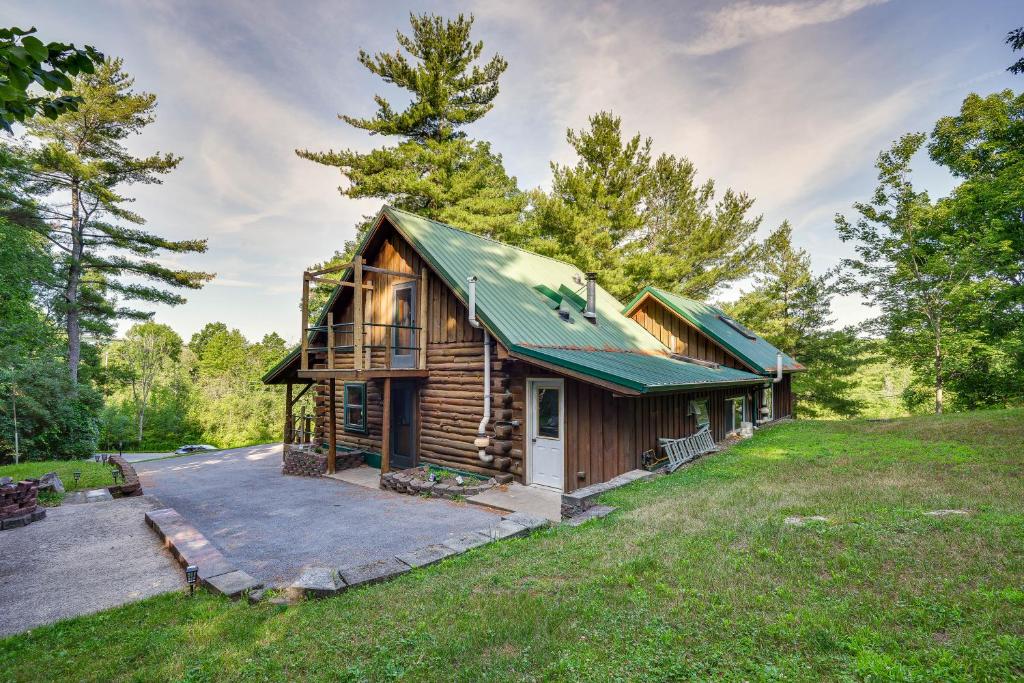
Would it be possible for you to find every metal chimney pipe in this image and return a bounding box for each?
[583,272,597,321]
[774,351,783,383]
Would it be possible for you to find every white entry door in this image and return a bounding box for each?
[528,378,564,490]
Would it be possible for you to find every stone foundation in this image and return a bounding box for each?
[283,450,328,477]
[0,479,46,530]
[380,466,497,500]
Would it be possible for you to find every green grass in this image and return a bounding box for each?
[0,459,119,505]
[2,409,1022,681]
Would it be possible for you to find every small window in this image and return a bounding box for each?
[725,396,746,433]
[689,399,710,429]
[344,382,367,433]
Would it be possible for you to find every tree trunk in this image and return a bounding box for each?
[66,179,83,384]
[934,321,943,415]
[137,406,146,444]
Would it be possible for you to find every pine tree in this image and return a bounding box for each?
[7,59,212,383]
[297,12,523,254]
[725,224,860,416]
[527,111,763,301]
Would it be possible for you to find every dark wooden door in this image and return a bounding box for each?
[390,381,417,470]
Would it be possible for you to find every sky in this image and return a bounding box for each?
[6,0,1021,345]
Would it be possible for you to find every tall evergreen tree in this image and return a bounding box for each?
[6,58,211,383]
[297,12,523,255]
[725,224,860,417]
[836,134,973,414]
[527,111,764,301]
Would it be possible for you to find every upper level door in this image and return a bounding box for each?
[528,378,565,490]
[391,280,416,369]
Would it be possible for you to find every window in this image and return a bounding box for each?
[689,399,710,429]
[725,396,746,433]
[537,387,560,439]
[761,386,774,420]
[343,382,367,433]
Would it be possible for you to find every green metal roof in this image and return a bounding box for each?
[515,347,766,393]
[622,286,804,375]
[262,206,771,393]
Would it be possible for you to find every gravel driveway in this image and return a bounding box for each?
[0,496,183,637]
[136,444,500,587]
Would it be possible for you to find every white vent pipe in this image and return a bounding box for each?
[583,272,597,321]
[466,276,493,463]
[774,352,783,383]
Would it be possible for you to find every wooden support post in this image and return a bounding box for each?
[300,273,309,371]
[354,258,364,371]
[328,377,337,474]
[327,311,335,369]
[381,377,392,473]
[284,382,293,445]
[385,323,392,369]
[419,270,428,370]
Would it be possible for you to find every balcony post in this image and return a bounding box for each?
[354,258,363,370]
[419,269,428,369]
[327,311,335,369]
[300,272,309,371]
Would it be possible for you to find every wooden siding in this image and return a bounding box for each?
[629,297,747,370]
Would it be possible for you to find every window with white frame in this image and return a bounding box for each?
[689,399,710,430]
[725,396,746,433]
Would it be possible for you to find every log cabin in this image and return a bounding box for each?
[262,206,804,492]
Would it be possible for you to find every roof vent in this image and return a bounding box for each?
[558,309,574,323]
[583,272,597,323]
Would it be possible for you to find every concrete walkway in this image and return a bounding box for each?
[0,496,183,637]
[468,483,563,522]
[136,444,500,587]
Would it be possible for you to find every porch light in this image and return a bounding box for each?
[185,565,198,595]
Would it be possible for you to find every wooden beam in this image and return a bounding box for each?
[381,376,392,473]
[283,382,293,444]
[327,311,335,369]
[297,368,428,380]
[419,269,428,370]
[307,261,352,277]
[354,258,363,371]
[300,273,309,371]
[363,264,415,277]
[309,276,373,289]
[328,377,337,474]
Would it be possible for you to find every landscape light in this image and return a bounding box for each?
[73,470,81,485]
[93,454,101,463]
[185,565,198,595]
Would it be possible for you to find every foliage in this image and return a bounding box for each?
[100,322,288,451]
[527,112,765,301]
[297,12,523,283]
[0,25,103,132]
[1007,27,1024,74]
[725,223,860,417]
[2,58,211,383]
[2,410,1022,680]
[108,322,182,443]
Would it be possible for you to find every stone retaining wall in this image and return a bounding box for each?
[0,480,46,530]
[283,450,328,477]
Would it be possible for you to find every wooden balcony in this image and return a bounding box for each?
[297,257,428,380]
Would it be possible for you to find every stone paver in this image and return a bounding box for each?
[136,444,499,587]
[467,482,562,521]
[396,543,458,569]
[288,567,346,599]
[340,557,411,588]
[482,518,530,541]
[442,530,492,553]
[563,505,617,527]
[203,570,262,598]
[0,495,183,637]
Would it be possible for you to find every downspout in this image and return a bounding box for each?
[466,276,493,463]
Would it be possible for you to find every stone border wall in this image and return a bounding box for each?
[380,466,499,500]
[0,480,46,530]
[108,455,143,497]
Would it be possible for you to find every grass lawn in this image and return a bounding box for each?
[1,410,1022,681]
[0,459,119,505]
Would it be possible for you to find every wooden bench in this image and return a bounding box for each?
[659,426,717,473]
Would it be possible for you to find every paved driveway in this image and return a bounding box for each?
[0,496,183,637]
[136,444,499,587]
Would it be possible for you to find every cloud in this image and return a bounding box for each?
[681,0,890,56]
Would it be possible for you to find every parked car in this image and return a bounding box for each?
[174,444,218,455]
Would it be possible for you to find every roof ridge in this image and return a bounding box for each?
[384,205,587,272]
